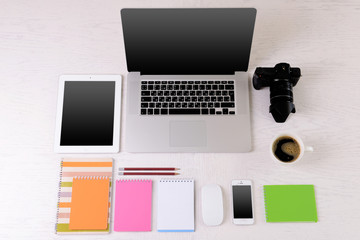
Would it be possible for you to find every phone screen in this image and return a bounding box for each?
[232,185,253,218]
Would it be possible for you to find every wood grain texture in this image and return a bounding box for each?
[1,0,360,239]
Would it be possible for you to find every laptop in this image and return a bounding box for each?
[121,8,257,152]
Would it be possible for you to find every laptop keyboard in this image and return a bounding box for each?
[140,80,236,115]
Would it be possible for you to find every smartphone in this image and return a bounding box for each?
[232,180,254,225]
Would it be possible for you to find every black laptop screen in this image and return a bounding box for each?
[121,8,256,75]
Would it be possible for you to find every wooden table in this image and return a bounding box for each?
[1,0,359,239]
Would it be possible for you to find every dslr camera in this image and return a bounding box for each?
[253,63,301,123]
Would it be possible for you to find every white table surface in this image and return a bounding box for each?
[1,0,360,239]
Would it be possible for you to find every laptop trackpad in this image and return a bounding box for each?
[170,121,207,147]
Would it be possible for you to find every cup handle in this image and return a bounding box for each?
[305,146,314,152]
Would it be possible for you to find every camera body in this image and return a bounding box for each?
[253,63,301,123]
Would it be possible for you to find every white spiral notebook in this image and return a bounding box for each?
[157,179,194,232]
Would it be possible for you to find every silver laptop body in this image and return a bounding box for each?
[121,8,256,152]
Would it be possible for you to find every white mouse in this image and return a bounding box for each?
[201,184,224,226]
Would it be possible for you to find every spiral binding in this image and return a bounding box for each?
[73,176,109,180]
[55,160,63,234]
[263,186,269,222]
[116,179,152,183]
[159,178,193,183]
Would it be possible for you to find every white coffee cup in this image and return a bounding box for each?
[270,133,313,164]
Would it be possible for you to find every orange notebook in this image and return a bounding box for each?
[69,176,110,230]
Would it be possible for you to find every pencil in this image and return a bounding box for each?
[118,172,180,176]
[119,167,180,171]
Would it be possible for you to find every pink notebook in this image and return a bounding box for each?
[114,179,152,231]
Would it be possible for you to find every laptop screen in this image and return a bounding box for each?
[121,8,257,75]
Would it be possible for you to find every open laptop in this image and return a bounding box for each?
[121,8,256,152]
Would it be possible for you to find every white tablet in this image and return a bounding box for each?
[54,75,121,153]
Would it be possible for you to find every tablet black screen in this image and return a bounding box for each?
[60,81,115,146]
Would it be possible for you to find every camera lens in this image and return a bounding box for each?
[270,81,293,104]
[269,80,295,123]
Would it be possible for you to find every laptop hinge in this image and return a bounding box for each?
[138,72,236,76]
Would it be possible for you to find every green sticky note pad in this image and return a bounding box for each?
[264,185,318,222]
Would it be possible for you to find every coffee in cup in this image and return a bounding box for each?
[270,133,313,164]
[272,136,301,163]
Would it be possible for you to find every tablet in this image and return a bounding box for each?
[54,75,121,153]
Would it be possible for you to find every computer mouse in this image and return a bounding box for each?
[201,184,224,226]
